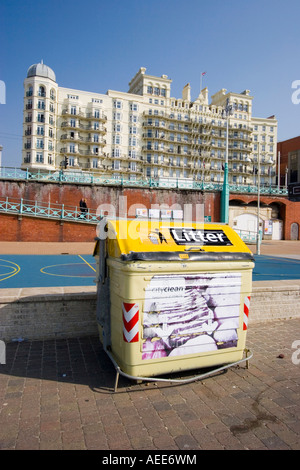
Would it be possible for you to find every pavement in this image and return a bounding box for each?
[0,240,300,451]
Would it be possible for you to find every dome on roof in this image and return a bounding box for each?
[27,61,56,82]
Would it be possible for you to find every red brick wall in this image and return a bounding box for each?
[0,180,299,241]
[0,213,96,242]
[277,137,300,186]
[229,193,300,240]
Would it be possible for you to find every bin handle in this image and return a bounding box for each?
[184,246,205,252]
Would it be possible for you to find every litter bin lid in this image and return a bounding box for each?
[94,219,254,262]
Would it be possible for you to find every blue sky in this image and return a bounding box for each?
[0,0,300,167]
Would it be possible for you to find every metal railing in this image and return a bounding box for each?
[0,196,101,224]
[0,166,288,195]
[234,229,262,244]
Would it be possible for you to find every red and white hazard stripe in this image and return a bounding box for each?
[122,302,139,343]
[243,296,251,330]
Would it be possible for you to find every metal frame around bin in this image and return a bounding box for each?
[104,346,253,392]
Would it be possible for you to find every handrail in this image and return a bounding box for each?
[234,228,263,243]
[0,196,102,224]
[0,166,288,195]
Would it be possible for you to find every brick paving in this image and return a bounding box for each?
[0,318,299,450]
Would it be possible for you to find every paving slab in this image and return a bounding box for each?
[0,319,299,450]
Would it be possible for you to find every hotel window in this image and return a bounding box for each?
[161,88,166,97]
[36,139,44,149]
[129,126,137,134]
[70,119,76,127]
[129,137,137,146]
[129,150,136,159]
[130,103,138,111]
[113,135,121,145]
[38,86,45,97]
[36,152,44,163]
[69,144,75,153]
[37,113,44,123]
[147,86,153,94]
[93,134,99,142]
[93,158,98,168]
[50,89,55,100]
[71,106,76,115]
[113,112,122,120]
[112,148,120,157]
[37,126,44,136]
[69,157,75,166]
[129,161,136,171]
[38,100,45,110]
[114,100,122,109]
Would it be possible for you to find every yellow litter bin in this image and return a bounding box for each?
[93,219,254,388]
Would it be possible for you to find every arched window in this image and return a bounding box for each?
[38,85,46,97]
[50,88,56,100]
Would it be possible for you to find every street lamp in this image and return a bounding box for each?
[220,100,233,224]
[256,142,261,255]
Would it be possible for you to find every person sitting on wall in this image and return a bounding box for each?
[79,198,88,218]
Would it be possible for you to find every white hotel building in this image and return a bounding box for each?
[22,62,277,186]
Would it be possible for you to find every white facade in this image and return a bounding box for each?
[22,63,278,185]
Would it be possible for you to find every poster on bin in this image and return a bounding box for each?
[142,272,242,360]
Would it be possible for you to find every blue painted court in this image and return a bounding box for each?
[0,254,97,288]
[252,255,300,282]
[0,253,299,289]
